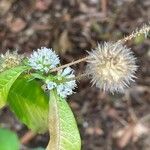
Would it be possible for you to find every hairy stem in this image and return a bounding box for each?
[67,73,88,82]
[118,24,150,43]
[50,57,89,73]
[50,24,150,73]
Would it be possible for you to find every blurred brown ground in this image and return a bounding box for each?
[0,0,150,149]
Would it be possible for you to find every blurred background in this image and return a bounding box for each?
[0,0,150,149]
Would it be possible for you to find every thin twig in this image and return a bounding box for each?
[101,0,107,16]
[72,12,107,22]
[20,130,36,145]
[67,73,88,82]
[115,116,128,126]
[74,73,88,81]
[118,24,150,43]
[50,56,89,73]
[49,24,150,73]
[125,91,138,122]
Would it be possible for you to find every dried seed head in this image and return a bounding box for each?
[0,50,23,72]
[86,42,138,93]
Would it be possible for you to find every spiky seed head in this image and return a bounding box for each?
[86,42,138,93]
[0,50,23,72]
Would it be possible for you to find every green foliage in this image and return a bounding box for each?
[0,128,20,150]
[46,90,81,150]
[134,34,145,45]
[8,76,49,133]
[0,66,29,109]
[0,49,82,149]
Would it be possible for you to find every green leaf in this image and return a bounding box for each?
[0,128,20,150]
[8,77,49,133]
[0,66,29,109]
[46,90,81,150]
[29,73,46,81]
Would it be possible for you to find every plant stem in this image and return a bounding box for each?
[20,130,36,145]
[50,56,89,73]
[75,73,88,81]
[118,24,150,43]
[50,24,150,73]
[67,73,88,82]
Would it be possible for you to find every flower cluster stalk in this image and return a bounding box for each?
[50,56,89,73]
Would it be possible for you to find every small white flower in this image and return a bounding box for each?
[45,67,77,98]
[57,84,72,98]
[46,81,57,90]
[28,47,60,73]
[56,67,76,98]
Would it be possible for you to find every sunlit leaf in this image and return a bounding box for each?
[46,90,81,150]
[0,66,28,109]
[8,76,49,133]
[0,128,20,150]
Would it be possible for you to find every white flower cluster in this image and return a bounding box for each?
[28,47,60,73]
[46,67,77,98]
[28,47,76,98]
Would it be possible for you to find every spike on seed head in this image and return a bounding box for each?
[86,42,138,93]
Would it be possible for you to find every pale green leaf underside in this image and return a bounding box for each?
[47,90,81,150]
[8,77,49,133]
[0,128,20,150]
[0,66,28,109]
